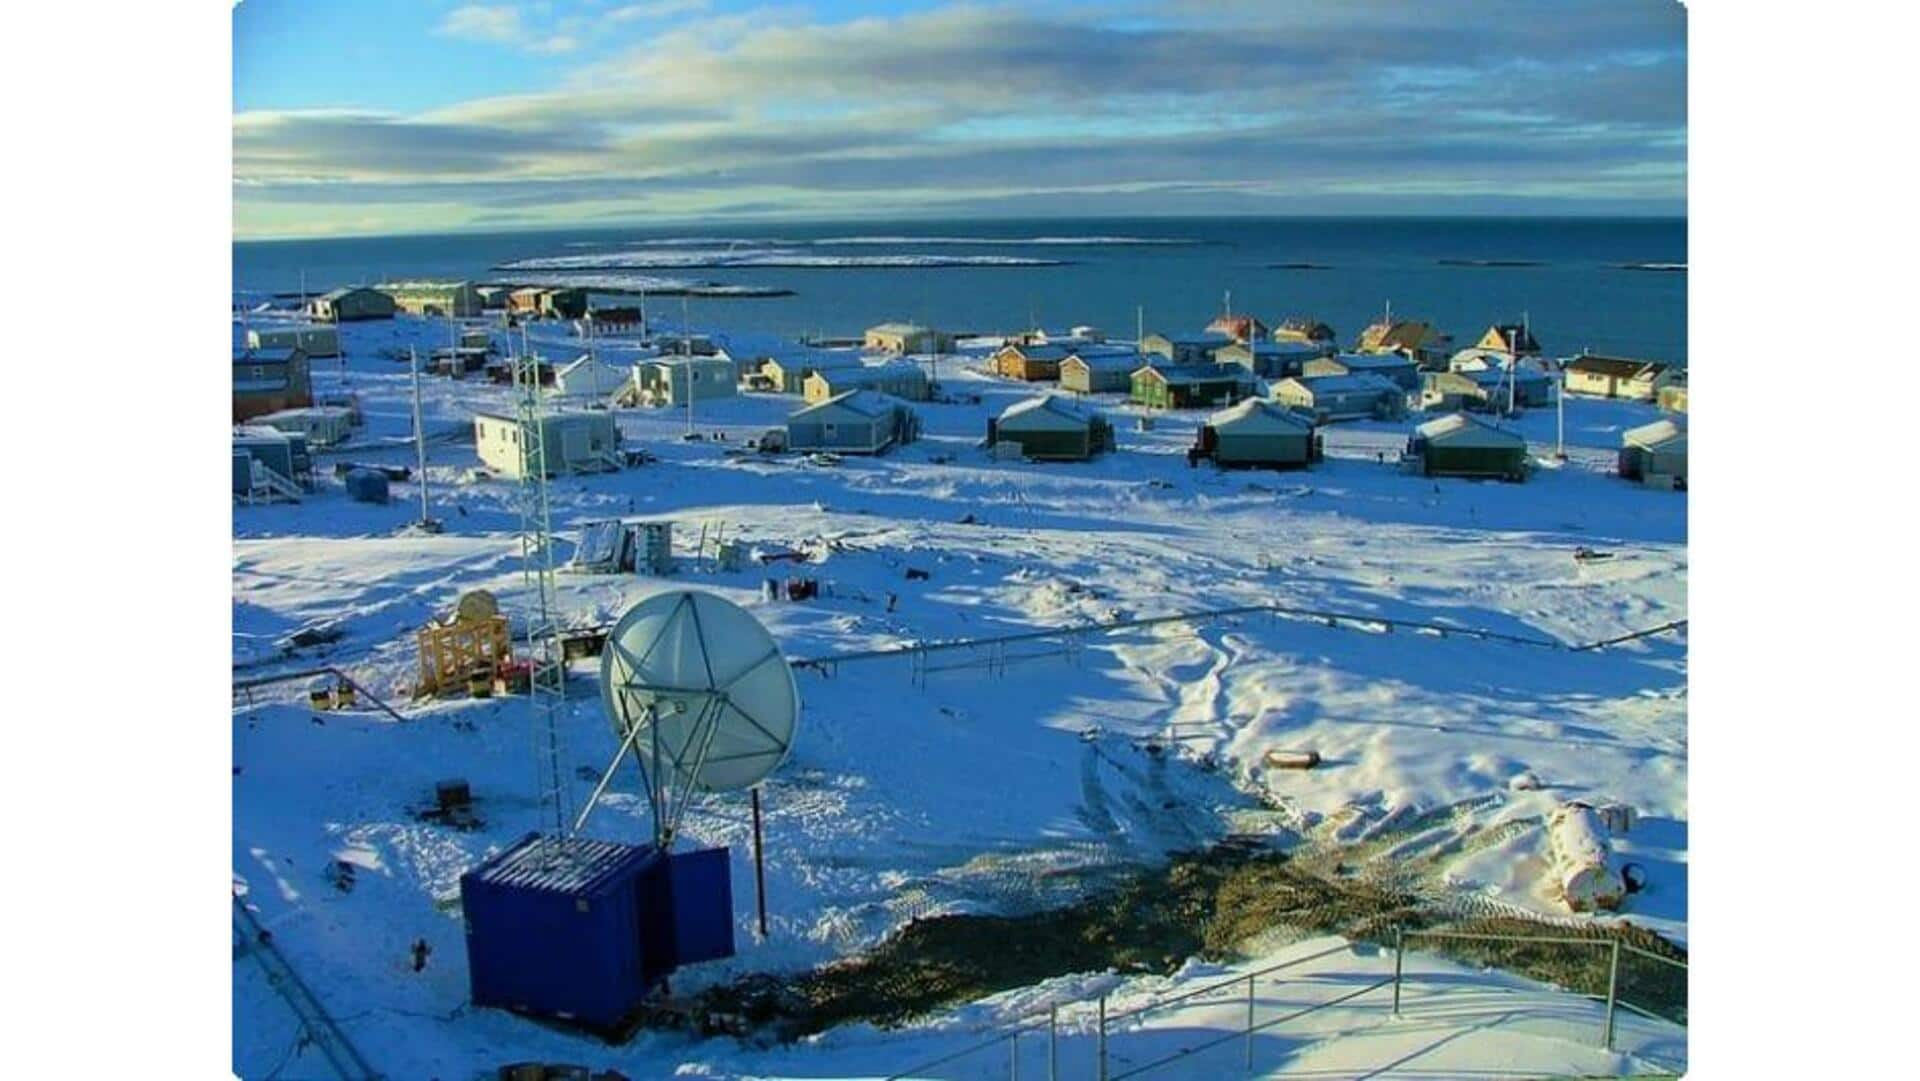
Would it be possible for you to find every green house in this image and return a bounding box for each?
[988,395,1115,461]
[1405,413,1528,481]
[1131,364,1250,410]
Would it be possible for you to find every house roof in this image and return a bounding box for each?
[1461,367,1547,390]
[1066,351,1148,373]
[1139,363,1247,386]
[1325,352,1415,371]
[1205,315,1268,338]
[1222,340,1323,358]
[1481,323,1541,353]
[792,389,902,420]
[1276,317,1336,338]
[1413,412,1526,448]
[1149,331,1234,348]
[1357,320,1439,352]
[997,342,1076,361]
[1567,354,1670,378]
[1209,397,1314,433]
[1281,372,1401,396]
[999,394,1101,430]
[557,355,626,377]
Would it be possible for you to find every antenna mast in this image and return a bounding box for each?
[515,328,572,835]
[682,295,694,437]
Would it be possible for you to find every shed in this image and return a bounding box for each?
[1272,373,1406,423]
[1564,354,1678,401]
[234,347,312,422]
[786,390,920,455]
[1658,382,1689,414]
[246,324,341,358]
[305,287,396,323]
[1191,398,1319,469]
[474,410,621,477]
[1304,352,1421,392]
[1059,351,1146,394]
[803,360,931,403]
[1619,418,1688,489]
[633,357,737,406]
[1405,413,1529,480]
[1215,339,1328,379]
[508,287,588,320]
[256,406,355,447]
[1131,363,1252,410]
[574,307,646,337]
[1141,331,1234,365]
[864,322,953,356]
[988,395,1114,461]
[553,355,631,398]
[760,348,865,395]
[990,342,1074,381]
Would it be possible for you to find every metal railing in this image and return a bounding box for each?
[233,896,381,1080]
[886,931,1687,1080]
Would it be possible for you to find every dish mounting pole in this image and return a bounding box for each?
[515,335,572,836]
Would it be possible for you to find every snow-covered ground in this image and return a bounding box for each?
[233,312,1685,1078]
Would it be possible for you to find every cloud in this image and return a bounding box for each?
[437,4,523,45]
[436,3,580,55]
[237,0,1686,237]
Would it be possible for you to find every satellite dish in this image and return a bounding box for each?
[590,590,798,846]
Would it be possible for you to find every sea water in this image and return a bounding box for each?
[233,216,1686,362]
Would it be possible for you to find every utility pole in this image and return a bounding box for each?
[1136,304,1144,355]
[682,295,694,438]
[408,346,436,531]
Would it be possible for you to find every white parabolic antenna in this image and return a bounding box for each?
[590,590,798,846]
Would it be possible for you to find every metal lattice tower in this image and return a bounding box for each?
[514,346,573,835]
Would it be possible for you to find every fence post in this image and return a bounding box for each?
[1048,1004,1058,1081]
[1009,1031,1018,1081]
[1097,995,1108,1081]
[1392,928,1406,1018]
[1602,939,1621,1051]
[1244,973,1255,1073]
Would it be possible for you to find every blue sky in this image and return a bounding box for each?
[233,0,1686,239]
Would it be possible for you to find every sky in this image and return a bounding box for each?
[232,0,1687,240]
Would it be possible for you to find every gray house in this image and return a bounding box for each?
[1304,352,1421,392]
[786,390,920,454]
[1619,418,1687,489]
[1059,351,1147,394]
[1214,339,1328,379]
[1142,331,1235,365]
[1271,373,1406,423]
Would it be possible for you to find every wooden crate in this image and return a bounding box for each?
[417,615,513,696]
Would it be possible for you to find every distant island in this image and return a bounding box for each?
[1618,262,1687,272]
[1270,262,1333,270]
[1436,258,1545,267]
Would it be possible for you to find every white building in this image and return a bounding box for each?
[552,355,631,398]
[632,356,738,406]
[255,406,355,447]
[473,410,621,478]
[246,324,341,358]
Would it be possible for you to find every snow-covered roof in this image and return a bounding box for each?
[1413,412,1526,448]
[1328,352,1415,370]
[999,394,1101,431]
[1623,418,1687,450]
[867,322,932,335]
[1140,364,1247,386]
[1066,350,1146,372]
[1208,397,1313,433]
[258,406,351,422]
[1283,372,1401,395]
[791,389,902,420]
[235,347,301,365]
[997,342,1076,361]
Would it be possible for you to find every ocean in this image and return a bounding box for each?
[233,217,1686,362]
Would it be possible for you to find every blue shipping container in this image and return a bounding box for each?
[461,833,665,1029]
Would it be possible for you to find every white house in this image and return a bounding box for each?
[473,410,621,478]
[1619,418,1688,489]
[552,355,631,398]
[255,406,355,447]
